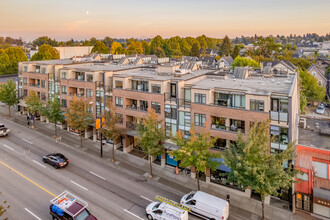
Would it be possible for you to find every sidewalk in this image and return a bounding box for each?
[0,105,320,220]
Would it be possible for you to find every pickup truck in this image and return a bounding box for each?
[0,123,10,137]
[50,191,97,220]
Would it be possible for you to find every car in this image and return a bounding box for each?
[0,123,11,137]
[43,153,69,169]
[315,105,325,114]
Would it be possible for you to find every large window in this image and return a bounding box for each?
[61,72,68,79]
[179,111,191,128]
[230,119,245,133]
[41,80,46,88]
[151,84,161,94]
[23,77,27,85]
[184,89,191,102]
[61,99,67,107]
[211,117,226,130]
[115,97,123,107]
[86,74,93,82]
[270,126,289,151]
[296,172,308,181]
[213,138,226,150]
[165,105,177,119]
[61,86,67,94]
[115,81,123,88]
[140,100,148,111]
[86,89,93,98]
[23,66,28,72]
[132,80,148,92]
[232,94,245,109]
[195,113,206,127]
[250,99,264,111]
[214,93,229,106]
[151,102,161,114]
[41,67,46,74]
[195,93,206,104]
[41,92,46,101]
[312,161,327,179]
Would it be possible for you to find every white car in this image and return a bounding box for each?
[316,105,325,114]
[0,123,10,137]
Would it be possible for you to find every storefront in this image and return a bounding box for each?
[313,188,330,218]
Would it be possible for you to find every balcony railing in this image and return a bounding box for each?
[29,83,40,88]
[210,123,245,134]
[126,105,148,112]
[165,93,177,103]
[96,81,104,90]
[270,111,288,123]
[179,99,191,109]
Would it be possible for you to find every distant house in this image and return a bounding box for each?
[199,49,219,57]
[200,57,216,68]
[315,57,330,69]
[217,56,234,71]
[261,60,298,75]
[307,64,327,88]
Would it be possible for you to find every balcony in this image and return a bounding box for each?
[270,111,288,123]
[179,99,190,109]
[105,86,112,94]
[126,105,148,112]
[126,122,136,130]
[165,93,177,103]
[96,81,104,90]
[29,83,40,88]
[211,124,228,131]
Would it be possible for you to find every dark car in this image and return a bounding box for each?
[43,153,69,169]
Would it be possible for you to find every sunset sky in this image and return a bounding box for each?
[1,0,329,41]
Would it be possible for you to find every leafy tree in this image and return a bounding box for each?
[25,91,43,128]
[82,40,92,46]
[137,109,165,178]
[0,192,9,220]
[90,37,97,46]
[171,128,219,190]
[153,46,166,58]
[0,49,10,75]
[102,36,114,48]
[64,95,93,148]
[231,44,245,59]
[110,41,125,54]
[0,79,20,117]
[150,35,165,55]
[222,121,296,220]
[164,37,182,57]
[219,35,231,56]
[30,44,60,61]
[196,35,207,51]
[326,67,330,77]
[300,69,325,103]
[43,93,64,138]
[91,41,109,54]
[33,36,58,46]
[190,42,200,57]
[141,41,151,55]
[180,39,192,56]
[4,47,28,75]
[253,37,281,58]
[100,100,125,162]
[65,40,74,46]
[126,41,143,55]
[231,56,260,69]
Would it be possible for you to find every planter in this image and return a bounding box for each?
[40,115,46,122]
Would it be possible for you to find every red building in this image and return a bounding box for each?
[295,145,330,218]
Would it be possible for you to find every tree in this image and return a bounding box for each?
[171,128,219,190]
[126,41,143,55]
[64,95,93,148]
[142,41,151,55]
[190,42,200,57]
[4,47,28,75]
[164,37,182,57]
[150,35,165,55]
[300,69,325,103]
[25,91,43,128]
[91,41,109,54]
[110,41,124,54]
[102,36,114,48]
[153,46,166,58]
[100,100,125,162]
[253,37,281,58]
[0,192,9,219]
[33,36,58,46]
[220,35,231,56]
[0,79,20,117]
[231,56,260,69]
[43,93,64,138]
[231,44,245,59]
[222,120,296,220]
[137,109,165,178]
[30,44,60,61]
[180,39,192,56]
[0,49,10,75]
[326,66,330,77]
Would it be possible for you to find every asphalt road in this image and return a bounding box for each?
[0,115,213,220]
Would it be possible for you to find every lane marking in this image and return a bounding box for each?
[89,171,106,180]
[0,160,56,197]
[25,208,42,220]
[124,209,144,220]
[22,139,33,144]
[3,144,14,151]
[140,195,153,202]
[33,160,46,168]
[71,180,88,191]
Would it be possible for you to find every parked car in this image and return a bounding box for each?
[0,123,11,137]
[146,202,188,220]
[181,191,229,220]
[315,105,325,114]
[43,153,69,169]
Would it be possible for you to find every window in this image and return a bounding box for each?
[195,93,206,104]
[151,84,161,94]
[23,77,27,85]
[195,113,206,127]
[179,111,191,129]
[250,99,264,112]
[165,105,177,119]
[213,138,226,150]
[312,161,327,179]
[23,66,28,72]
[312,71,316,76]
[214,93,229,106]
[61,99,67,107]
[41,92,46,101]
[280,99,288,113]
[151,102,161,114]
[212,117,226,130]
[140,100,148,111]
[296,172,308,181]
[230,119,245,133]
[88,106,93,114]
[232,94,245,109]
[184,89,191,102]
[36,66,40,73]
[270,126,289,150]
[61,86,67,94]
[132,80,148,92]
[115,81,123,88]
[23,89,28,97]
[170,83,176,97]
[41,80,46,88]
[115,97,123,107]
[86,89,93,98]
[86,74,93,82]
[41,67,46,74]
[116,113,123,124]
[61,72,68,79]
[48,81,54,91]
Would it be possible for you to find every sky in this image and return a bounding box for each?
[0,0,329,41]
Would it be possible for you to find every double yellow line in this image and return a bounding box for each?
[0,160,56,197]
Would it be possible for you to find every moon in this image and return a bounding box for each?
[86,11,89,15]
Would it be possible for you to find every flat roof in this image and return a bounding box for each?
[113,69,210,81]
[188,74,295,96]
[299,117,330,149]
[60,63,145,72]
[23,59,74,65]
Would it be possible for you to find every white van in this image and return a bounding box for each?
[146,202,189,220]
[180,191,229,220]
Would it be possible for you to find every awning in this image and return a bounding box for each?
[213,158,231,172]
[164,141,180,151]
[18,99,27,107]
[127,130,138,137]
